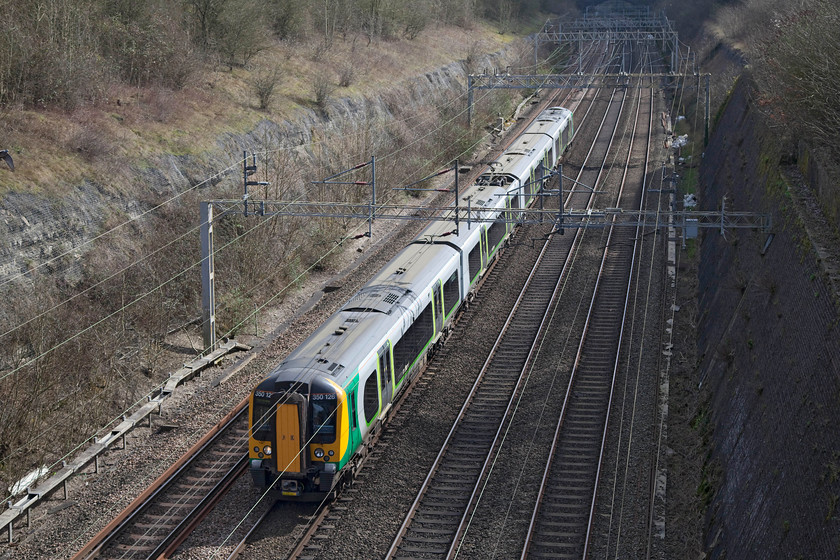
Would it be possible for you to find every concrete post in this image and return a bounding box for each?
[200,202,216,352]
[705,74,711,146]
[467,75,473,128]
[370,155,375,238]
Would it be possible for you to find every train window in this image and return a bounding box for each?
[443,271,459,316]
[510,194,520,224]
[555,136,561,156]
[252,396,274,440]
[468,243,482,282]
[310,392,337,444]
[363,370,379,424]
[393,301,434,381]
[349,390,358,430]
[378,349,391,388]
[487,218,505,251]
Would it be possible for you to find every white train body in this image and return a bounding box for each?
[248,107,574,499]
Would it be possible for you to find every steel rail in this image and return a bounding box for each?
[215,57,602,560]
[385,44,628,559]
[520,53,655,560]
[583,65,654,560]
[224,502,276,560]
[447,80,632,560]
[603,52,662,560]
[72,399,249,560]
[447,95,624,558]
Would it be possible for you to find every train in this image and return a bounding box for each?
[248,106,574,499]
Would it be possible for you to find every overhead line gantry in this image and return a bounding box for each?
[199,159,770,351]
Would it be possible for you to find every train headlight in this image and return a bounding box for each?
[314,448,325,458]
[253,446,259,453]
[263,445,272,456]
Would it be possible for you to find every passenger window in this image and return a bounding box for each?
[468,243,482,282]
[363,370,379,424]
[379,347,391,387]
[488,218,505,251]
[434,284,443,328]
[393,301,434,381]
[443,271,459,316]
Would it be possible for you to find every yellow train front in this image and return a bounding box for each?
[249,371,355,500]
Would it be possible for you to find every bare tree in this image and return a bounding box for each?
[251,66,282,110]
[754,0,840,150]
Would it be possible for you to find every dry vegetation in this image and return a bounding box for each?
[0,0,573,501]
[674,0,840,163]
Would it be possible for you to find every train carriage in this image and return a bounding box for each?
[248,106,573,499]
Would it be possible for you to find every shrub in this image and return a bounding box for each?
[314,74,336,108]
[338,63,356,88]
[754,0,840,155]
[251,67,282,110]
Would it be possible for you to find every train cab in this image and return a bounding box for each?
[249,370,350,499]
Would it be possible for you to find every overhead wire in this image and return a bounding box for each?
[13,39,570,548]
[4,60,512,508]
[0,71,510,482]
[0,35,554,552]
[0,76,483,293]
[0,68,514,377]
[210,72,562,557]
[210,82,508,341]
[215,33,606,556]
[0,57,511,347]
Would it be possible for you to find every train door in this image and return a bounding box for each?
[433,283,443,335]
[275,392,308,477]
[347,388,360,450]
[378,342,393,406]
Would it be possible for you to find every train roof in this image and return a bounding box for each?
[485,106,573,179]
[257,105,573,392]
[414,181,511,242]
[534,106,573,126]
[356,239,459,297]
[264,242,460,387]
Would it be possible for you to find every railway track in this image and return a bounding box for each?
[242,61,607,560]
[385,218,576,559]
[232,39,670,560]
[383,60,631,560]
[72,401,249,560]
[93,38,666,560]
[522,58,657,560]
[65,56,592,560]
